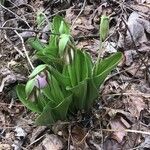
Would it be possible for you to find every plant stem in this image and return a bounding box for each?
[95,38,103,73]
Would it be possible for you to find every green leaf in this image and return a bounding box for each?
[29,64,47,78]
[53,16,62,33]
[84,52,93,78]
[36,11,45,28]
[74,50,81,83]
[0,0,5,5]
[36,51,63,65]
[50,76,64,104]
[85,78,99,110]
[59,34,70,56]
[46,35,59,57]
[35,94,72,125]
[25,78,35,97]
[59,21,64,34]
[16,84,42,113]
[28,37,45,51]
[93,52,122,87]
[48,66,71,87]
[53,16,70,34]
[66,80,87,110]
[80,51,91,81]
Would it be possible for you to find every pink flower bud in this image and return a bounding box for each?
[35,75,48,89]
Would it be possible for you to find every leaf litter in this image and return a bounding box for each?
[0,0,150,149]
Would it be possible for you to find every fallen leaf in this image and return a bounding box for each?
[0,143,11,150]
[118,12,148,49]
[110,117,128,143]
[15,126,27,138]
[127,95,145,118]
[42,134,63,150]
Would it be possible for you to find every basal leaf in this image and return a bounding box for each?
[35,94,72,125]
[59,34,70,56]
[50,76,64,104]
[66,80,87,110]
[16,84,42,113]
[53,16,63,33]
[93,52,122,87]
[85,78,99,110]
[28,37,45,51]
[53,16,70,34]
[36,11,45,28]
[25,78,35,97]
[48,66,71,86]
[29,64,47,78]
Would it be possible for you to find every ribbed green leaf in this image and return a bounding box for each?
[28,37,45,51]
[16,84,42,113]
[25,78,35,97]
[53,16,70,34]
[67,49,77,87]
[35,94,72,125]
[93,52,122,87]
[85,79,99,110]
[29,64,47,78]
[48,66,71,87]
[66,80,87,110]
[59,34,70,56]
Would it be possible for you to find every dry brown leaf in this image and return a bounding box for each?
[42,134,63,150]
[135,0,150,4]
[127,95,145,118]
[110,117,128,143]
[71,125,87,145]
[130,4,150,15]
[118,11,150,51]
[0,143,11,150]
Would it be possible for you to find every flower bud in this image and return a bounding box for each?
[35,74,48,89]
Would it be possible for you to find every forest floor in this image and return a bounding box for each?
[0,0,150,149]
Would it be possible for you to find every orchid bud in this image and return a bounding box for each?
[100,15,109,41]
[35,74,48,89]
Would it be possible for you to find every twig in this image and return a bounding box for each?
[102,128,150,135]
[14,30,34,70]
[4,34,24,57]
[0,3,30,27]
[26,134,45,149]
[101,92,150,98]
[0,26,59,35]
[74,34,99,40]
[71,0,86,28]
[67,125,71,150]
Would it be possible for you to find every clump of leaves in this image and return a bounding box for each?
[16,15,122,126]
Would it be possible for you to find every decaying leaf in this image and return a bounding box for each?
[0,143,11,150]
[127,95,146,118]
[118,11,149,49]
[110,117,129,143]
[42,134,63,150]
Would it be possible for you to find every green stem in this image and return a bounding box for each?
[95,38,103,73]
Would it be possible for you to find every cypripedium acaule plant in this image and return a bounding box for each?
[16,15,122,126]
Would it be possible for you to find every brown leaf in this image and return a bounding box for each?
[127,95,145,118]
[110,117,128,143]
[71,125,87,144]
[0,143,11,150]
[42,134,63,150]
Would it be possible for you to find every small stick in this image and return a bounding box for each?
[0,26,59,35]
[102,128,150,135]
[71,0,86,28]
[0,3,30,27]
[14,30,34,70]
